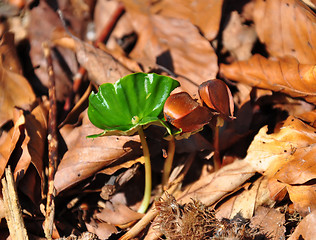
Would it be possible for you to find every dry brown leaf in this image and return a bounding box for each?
[0,33,35,126]
[244,116,316,214]
[149,0,224,41]
[228,177,273,219]
[54,113,142,194]
[122,0,218,95]
[253,0,316,64]
[176,160,256,205]
[95,203,143,225]
[28,0,81,101]
[220,54,316,104]
[250,206,286,239]
[288,210,316,240]
[74,38,133,85]
[0,110,22,179]
[244,116,316,176]
[0,103,48,203]
[86,219,118,240]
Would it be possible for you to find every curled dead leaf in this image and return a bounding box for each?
[220,54,316,104]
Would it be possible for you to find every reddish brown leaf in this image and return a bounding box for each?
[220,54,316,104]
[253,0,316,64]
[54,112,142,194]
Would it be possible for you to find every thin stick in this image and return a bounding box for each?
[162,136,175,190]
[2,166,29,240]
[137,127,152,214]
[43,42,58,239]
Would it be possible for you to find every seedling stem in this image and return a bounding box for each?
[213,116,224,170]
[137,127,152,214]
[162,135,176,190]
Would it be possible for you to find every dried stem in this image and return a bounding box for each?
[137,127,152,214]
[2,166,29,240]
[43,42,58,239]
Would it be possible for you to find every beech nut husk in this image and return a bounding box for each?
[164,92,213,132]
[198,79,235,120]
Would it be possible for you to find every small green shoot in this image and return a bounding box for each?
[88,72,179,213]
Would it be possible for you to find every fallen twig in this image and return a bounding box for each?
[2,166,29,240]
[43,42,58,239]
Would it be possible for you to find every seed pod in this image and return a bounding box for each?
[164,92,213,132]
[198,79,235,120]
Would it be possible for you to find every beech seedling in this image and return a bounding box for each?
[164,79,235,171]
[198,79,235,170]
[88,72,179,213]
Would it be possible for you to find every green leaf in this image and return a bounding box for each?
[88,73,180,137]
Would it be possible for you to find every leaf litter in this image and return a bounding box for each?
[1,0,316,239]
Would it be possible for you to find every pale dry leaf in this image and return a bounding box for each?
[229,176,272,219]
[288,210,316,240]
[254,0,316,64]
[176,160,256,205]
[244,116,316,175]
[54,113,142,194]
[244,116,316,214]
[286,184,316,215]
[86,219,117,240]
[95,203,143,225]
[222,11,257,61]
[149,0,224,41]
[220,54,316,104]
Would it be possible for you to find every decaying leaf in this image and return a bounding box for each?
[220,54,316,104]
[54,112,142,194]
[253,0,316,64]
[0,33,35,126]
